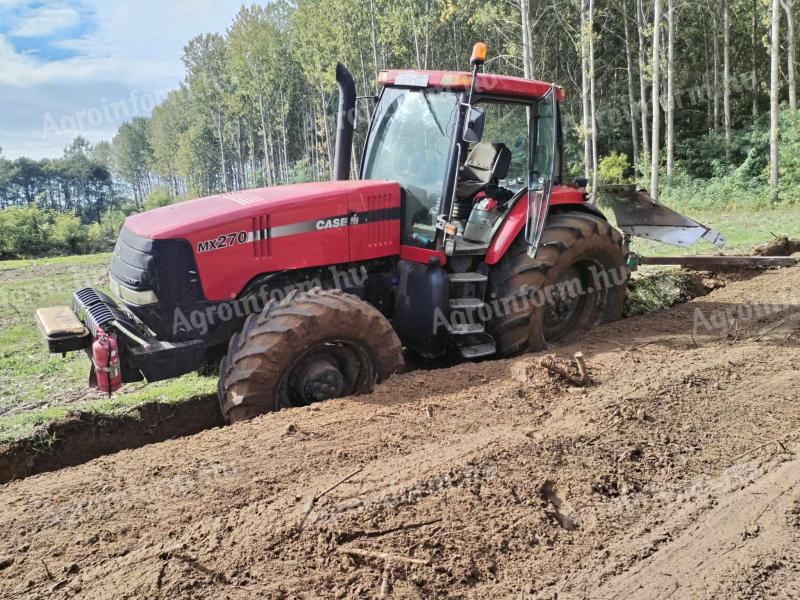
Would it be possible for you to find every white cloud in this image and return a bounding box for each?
[0,34,121,87]
[10,6,80,38]
[1,1,244,158]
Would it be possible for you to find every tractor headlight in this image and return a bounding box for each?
[109,278,159,306]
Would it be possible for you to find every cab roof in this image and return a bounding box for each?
[378,69,565,101]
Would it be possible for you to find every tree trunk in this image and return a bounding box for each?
[580,0,593,182]
[712,3,720,134]
[651,0,663,200]
[216,107,228,193]
[411,8,422,70]
[257,93,271,186]
[637,0,651,157]
[369,0,381,74]
[623,0,641,169]
[666,0,675,183]
[784,0,797,111]
[320,90,334,180]
[704,34,714,129]
[723,0,732,163]
[236,117,245,191]
[280,88,289,183]
[248,123,256,189]
[753,0,760,115]
[520,0,534,79]
[771,0,781,202]
[589,0,599,197]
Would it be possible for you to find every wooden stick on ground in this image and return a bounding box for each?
[751,320,787,342]
[541,354,592,387]
[730,435,796,464]
[379,565,391,598]
[583,418,625,446]
[342,518,443,543]
[338,547,430,566]
[574,352,591,385]
[299,466,364,529]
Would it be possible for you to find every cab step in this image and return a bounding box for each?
[449,298,485,310]
[453,332,497,359]
[448,322,486,335]
[448,272,488,284]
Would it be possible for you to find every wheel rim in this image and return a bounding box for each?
[542,261,603,343]
[276,340,373,408]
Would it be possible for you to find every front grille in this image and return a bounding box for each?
[109,225,203,305]
[109,226,157,290]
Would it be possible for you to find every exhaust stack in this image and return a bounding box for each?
[333,63,356,181]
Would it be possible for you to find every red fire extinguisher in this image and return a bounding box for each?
[92,328,122,396]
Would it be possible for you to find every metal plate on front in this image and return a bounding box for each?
[394,72,429,88]
[36,306,87,338]
[35,306,91,353]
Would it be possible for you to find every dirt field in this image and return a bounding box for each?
[1,267,799,599]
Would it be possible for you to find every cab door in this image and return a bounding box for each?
[525,86,559,256]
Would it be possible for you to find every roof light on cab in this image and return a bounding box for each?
[471,42,487,67]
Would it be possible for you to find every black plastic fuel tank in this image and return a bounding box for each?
[392,259,449,358]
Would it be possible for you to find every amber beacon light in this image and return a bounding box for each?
[471,42,487,66]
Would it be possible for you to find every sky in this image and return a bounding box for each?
[0,0,243,160]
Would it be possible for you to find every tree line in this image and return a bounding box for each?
[110,0,800,204]
[1,0,798,257]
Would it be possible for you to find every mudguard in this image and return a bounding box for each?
[486,185,599,265]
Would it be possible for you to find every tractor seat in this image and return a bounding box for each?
[456,142,512,199]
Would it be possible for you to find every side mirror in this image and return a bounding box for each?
[462,106,485,143]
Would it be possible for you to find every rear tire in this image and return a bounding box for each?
[218,288,404,424]
[487,211,629,356]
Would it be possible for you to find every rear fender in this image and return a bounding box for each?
[486,185,606,265]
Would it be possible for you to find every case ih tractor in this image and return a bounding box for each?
[36,43,728,423]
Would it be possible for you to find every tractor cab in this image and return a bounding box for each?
[361,50,562,258]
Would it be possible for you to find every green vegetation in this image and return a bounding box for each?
[0,205,127,258]
[624,270,702,318]
[0,254,215,443]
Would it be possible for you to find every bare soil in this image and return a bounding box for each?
[753,236,800,257]
[0,397,223,484]
[1,267,799,599]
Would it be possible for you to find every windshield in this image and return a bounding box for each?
[362,87,458,246]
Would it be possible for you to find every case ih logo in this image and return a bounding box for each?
[316,214,359,230]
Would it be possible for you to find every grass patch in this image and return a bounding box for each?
[0,252,217,443]
[0,253,112,270]
[0,374,217,444]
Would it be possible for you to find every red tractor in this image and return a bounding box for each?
[37,44,633,424]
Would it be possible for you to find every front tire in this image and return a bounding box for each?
[487,211,629,356]
[218,288,404,424]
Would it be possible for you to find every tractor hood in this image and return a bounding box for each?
[125,180,389,240]
[117,179,402,302]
